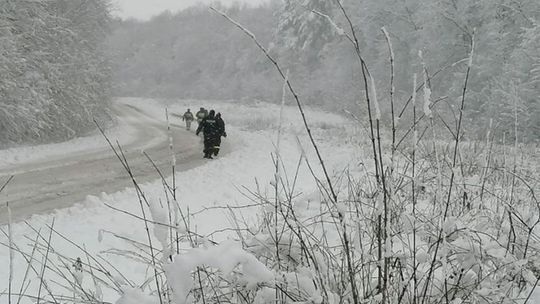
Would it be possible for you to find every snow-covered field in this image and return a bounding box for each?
[2,98,539,304]
[0,98,361,303]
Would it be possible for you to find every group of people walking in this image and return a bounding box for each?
[182,107,227,159]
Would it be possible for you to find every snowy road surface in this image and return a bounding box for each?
[0,100,208,224]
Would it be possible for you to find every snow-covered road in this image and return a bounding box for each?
[0,100,209,224]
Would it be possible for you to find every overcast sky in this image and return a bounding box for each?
[113,0,268,20]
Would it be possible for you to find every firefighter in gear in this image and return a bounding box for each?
[196,110,220,159]
[213,112,226,156]
[182,108,194,130]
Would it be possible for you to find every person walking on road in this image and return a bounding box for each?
[196,107,207,126]
[213,112,227,156]
[182,108,194,130]
[196,109,220,159]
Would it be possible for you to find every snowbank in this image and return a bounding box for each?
[0,100,141,172]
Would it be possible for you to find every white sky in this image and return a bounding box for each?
[113,0,268,20]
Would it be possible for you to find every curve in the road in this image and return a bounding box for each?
[0,101,218,224]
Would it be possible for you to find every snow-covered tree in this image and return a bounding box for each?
[0,0,113,147]
[107,2,282,101]
[274,0,337,64]
[481,22,540,142]
[106,0,540,141]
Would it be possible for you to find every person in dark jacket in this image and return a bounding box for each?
[196,110,220,159]
[213,112,227,156]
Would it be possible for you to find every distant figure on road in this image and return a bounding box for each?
[196,107,207,126]
[196,109,220,159]
[213,112,227,156]
[182,108,194,130]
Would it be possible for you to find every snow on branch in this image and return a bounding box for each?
[370,74,381,120]
[469,29,476,68]
[381,27,394,64]
[311,10,346,37]
[418,50,432,118]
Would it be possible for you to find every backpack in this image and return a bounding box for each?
[196,111,206,119]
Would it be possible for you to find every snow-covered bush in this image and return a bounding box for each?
[223,140,539,304]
